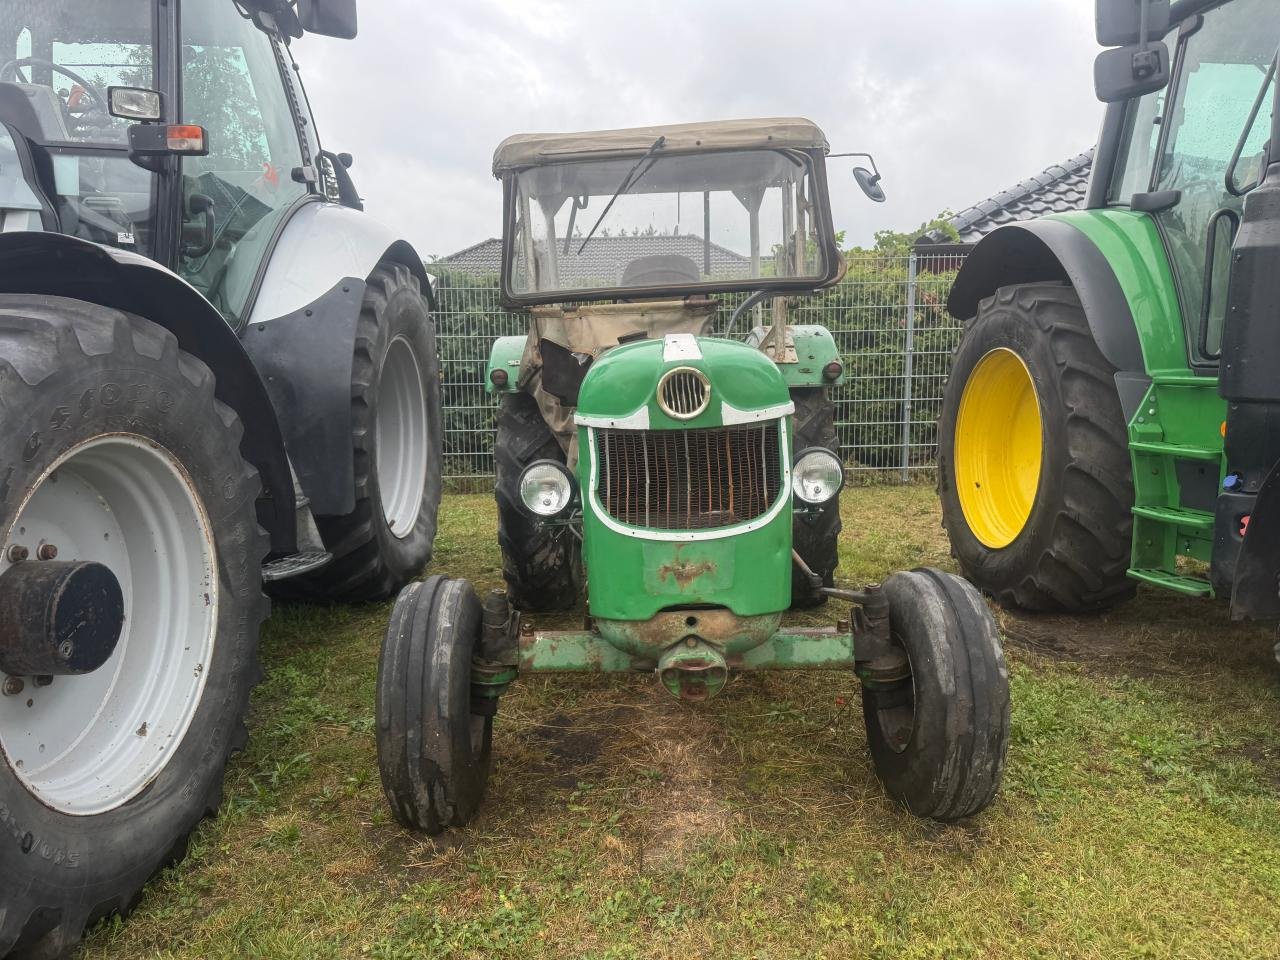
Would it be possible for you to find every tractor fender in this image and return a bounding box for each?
[245,201,435,326]
[745,324,845,387]
[486,336,526,394]
[0,231,297,555]
[946,219,1145,373]
[241,203,437,518]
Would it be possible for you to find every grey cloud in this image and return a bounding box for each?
[292,0,1104,257]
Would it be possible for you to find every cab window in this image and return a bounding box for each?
[178,6,310,326]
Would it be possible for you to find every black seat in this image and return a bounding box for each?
[620,254,701,287]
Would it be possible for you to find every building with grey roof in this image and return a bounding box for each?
[918,149,1094,247]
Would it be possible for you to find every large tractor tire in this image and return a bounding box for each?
[0,297,267,958]
[284,263,443,602]
[791,387,842,608]
[495,392,582,612]
[938,282,1135,613]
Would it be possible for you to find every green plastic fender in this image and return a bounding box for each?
[485,335,525,393]
[1045,210,1191,377]
[747,324,845,386]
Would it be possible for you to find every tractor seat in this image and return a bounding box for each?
[621,254,702,288]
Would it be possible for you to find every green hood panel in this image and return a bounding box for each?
[576,334,792,430]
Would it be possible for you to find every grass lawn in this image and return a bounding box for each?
[82,487,1280,960]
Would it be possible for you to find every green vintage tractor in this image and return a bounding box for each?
[938,0,1280,654]
[376,119,1011,830]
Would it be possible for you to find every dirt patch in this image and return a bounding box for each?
[994,590,1279,684]
[525,705,629,789]
[605,688,732,869]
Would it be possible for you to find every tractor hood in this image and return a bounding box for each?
[574,333,793,432]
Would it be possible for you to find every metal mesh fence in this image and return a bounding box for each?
[433,251,968,490]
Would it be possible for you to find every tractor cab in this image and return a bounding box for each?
[486,119,868,467]
[493,118,847,305]
[0,0,357,327]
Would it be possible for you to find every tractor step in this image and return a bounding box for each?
[1126,567,1214,597]
[1130,505,1215,530]
[262,551,332,582]
[1129,439,1221,461]
[1150,373,1216,388]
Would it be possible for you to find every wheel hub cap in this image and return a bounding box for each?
[376,335,429,540]
[0,436,218,816]
[954,347,1043,549]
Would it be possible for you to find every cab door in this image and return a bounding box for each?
[1143,1,1279,365]
[177,4,315,328]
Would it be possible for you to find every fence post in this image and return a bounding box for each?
[901,251,918,483]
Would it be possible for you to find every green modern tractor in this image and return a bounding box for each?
[376,119,1011,833]
[938,0,1280,653]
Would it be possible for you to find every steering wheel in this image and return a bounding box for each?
[0,57,110,114]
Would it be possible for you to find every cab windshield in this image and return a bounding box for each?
[506,148,833,302]
[2,1,153,147]
[1,1,156,258]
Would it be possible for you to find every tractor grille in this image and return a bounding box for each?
[595,422,783,530]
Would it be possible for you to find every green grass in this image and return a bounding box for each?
[81,488,1280,959]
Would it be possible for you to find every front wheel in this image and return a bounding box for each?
[376,576,493,834]
[0,297,267,957]
[862,568,1010,821]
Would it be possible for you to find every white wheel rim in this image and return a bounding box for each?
[376,335,429,539]
[0,435,217,816]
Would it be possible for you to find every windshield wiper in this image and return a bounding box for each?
[577,136,665,255]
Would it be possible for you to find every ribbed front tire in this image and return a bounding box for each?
[938,282,1135,613]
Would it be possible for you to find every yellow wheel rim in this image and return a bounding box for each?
[954,347,1043,549]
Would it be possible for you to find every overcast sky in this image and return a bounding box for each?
[291,0,1104,258]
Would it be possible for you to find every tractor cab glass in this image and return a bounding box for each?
[0,0,325,328]
[1108,0,1280,361]
[2,1,158,257]
[496,122,842,306]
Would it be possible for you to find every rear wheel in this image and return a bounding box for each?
[495,392,582,612]
[938,283,1135,613]
[0,297,266,958]
[790,387,842,608]
[286,263,443,602]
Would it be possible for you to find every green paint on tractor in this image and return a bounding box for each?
[1047,210,1228,595]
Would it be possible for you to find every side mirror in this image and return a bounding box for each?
[1095,41,1171,103]
[854,167,886,203]
[1096,0,1170,46]
[298,0,358,39]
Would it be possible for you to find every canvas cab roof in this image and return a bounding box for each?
[492,117,829,175]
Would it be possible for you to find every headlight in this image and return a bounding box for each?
[518,460,576,517]
[792,448,844,505]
